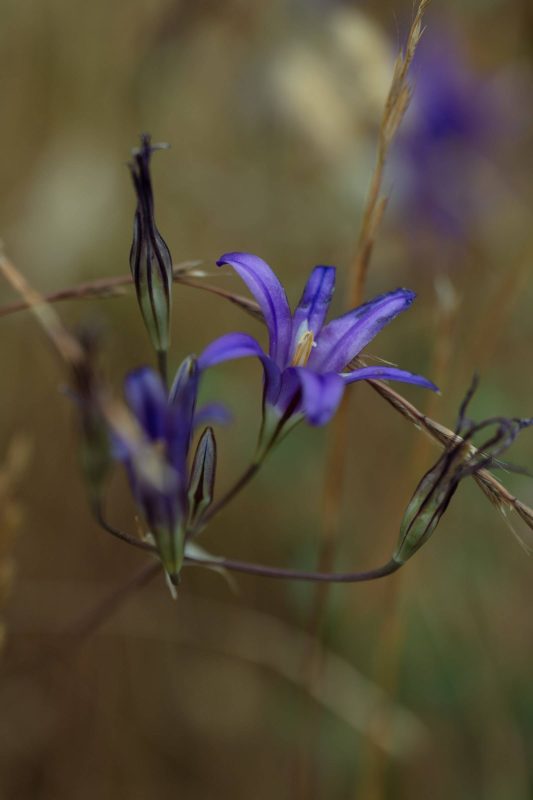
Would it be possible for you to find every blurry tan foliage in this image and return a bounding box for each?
[268,8,393,162]
[0,437,30,655]
[1,0,533,798]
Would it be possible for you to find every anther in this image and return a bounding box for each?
[291,330,315,367]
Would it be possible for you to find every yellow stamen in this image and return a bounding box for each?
[291,330,315,367]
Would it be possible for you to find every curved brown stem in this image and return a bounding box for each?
[0,266,261,321]
[184,554,401,583]
[199,462,260,528]
[93,503,157,554]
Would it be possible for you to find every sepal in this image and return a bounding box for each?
[187,427,217,528]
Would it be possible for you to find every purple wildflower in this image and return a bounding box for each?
[198,252,437,452]
[112,357,216,578]
[394,27,508,241]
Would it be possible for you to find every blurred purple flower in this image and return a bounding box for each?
[198,252,437,451]
[113,358,226,577]
[395,29,502,239]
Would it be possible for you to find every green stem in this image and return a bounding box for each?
[157,349,168,390]
[93,502,157,554]
[184,555,401,583]
[198,461,260,529]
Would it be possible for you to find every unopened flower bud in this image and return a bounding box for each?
[393,445,466,565]
[188,427,217,528]
[393,380,533,565]
[129,134,173,356]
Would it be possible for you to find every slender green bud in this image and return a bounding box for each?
[188,427,217,529]
[393,381,533,566]
[393,447,465,565]
[129,134,173,356]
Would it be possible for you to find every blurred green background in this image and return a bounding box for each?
[1,0,533,797]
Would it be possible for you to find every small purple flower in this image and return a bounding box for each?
[393,26,515,241]
[198,252,437,452]
[113,357,211,578]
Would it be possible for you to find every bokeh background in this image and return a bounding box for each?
[1,0,533,797]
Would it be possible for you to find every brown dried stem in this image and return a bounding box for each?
[0,261,262,322]
[299,9,433,752]
[348,0,429,307]
[0,271,133,316]
[315,0,431,589]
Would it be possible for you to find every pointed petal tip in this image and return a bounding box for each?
[313,264,336,277]
[124,365,160,388]
[341,366,439,394]
[377,287,416,307]
[213,252,292,365]
[394,287,416,305]
[216,252,247,268]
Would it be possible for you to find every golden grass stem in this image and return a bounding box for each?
[0,262,261,321]
[348,0,430,307]
[354,279,458,800]
[295,5,431,793]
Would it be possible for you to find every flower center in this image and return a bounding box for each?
[291,330,314,367]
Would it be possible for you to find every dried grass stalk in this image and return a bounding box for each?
[348,0,430,306]
[0,261,262,322]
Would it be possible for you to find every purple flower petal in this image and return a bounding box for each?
[198,332,282,404]
[291,265,335,351]
[216,252,292,366]
[271,367,302,418]
[194,403,233,429]
[198,332,265,369]
[169,356,198,407]
[167,357,199,475]
[124,367,167,441]
[342,366,439,392]
[293,368,345,426]
[309,289,416,373]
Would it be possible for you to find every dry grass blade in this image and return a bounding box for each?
[302,8,433,747]
[14,580,427,758]
[0,252,84,366]
[312,0,431,591]
[349,0,429,306]
[307,3,432,633]
[0,262,262,322]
